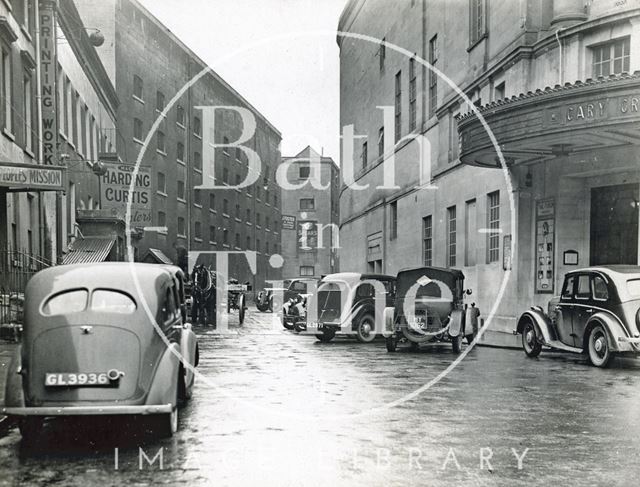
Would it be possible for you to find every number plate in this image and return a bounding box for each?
[228,284,247,292]
[307,322,320,329]
[45,372,110,387]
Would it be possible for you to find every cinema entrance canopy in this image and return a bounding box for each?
[457,72,640,167]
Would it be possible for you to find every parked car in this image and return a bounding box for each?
[281,279,315,329]
[256,280,292,312]
[2,263,199,440]
[384,267,477,353]
[515,266,640,367]
[308,273,396,343]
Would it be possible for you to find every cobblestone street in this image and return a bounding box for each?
[1,309,640,486]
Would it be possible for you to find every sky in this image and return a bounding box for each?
[138,0,348,163]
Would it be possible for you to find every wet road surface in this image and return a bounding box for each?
[2,309,640,486]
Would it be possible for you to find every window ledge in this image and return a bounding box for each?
[223,244,230,248]
[157,191,167,197]
[177,198,186,204]
[209,208,217,214]
[133,137,144,146]
[235,217,242,223]
[59,131,68,141]
[246,222,253,226]
[194,168,202,174]
[209,241,216,245]
[2,0,12,11]
[177,234,187,239]
[23,147,35,159]
[177,159,186,166]
[155,109,166,118]
[467,33,488,53]
[193,133,202,140]
[176,122,186,130]
[157,229,168,236]
[132,95,145,104]
[2,128,15,142]
[194,238,203,243]
[20,25,32,43]
[156,150,167,157]
[194,203,203,209]
[222,213,230,218]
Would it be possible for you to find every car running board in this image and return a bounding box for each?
[544,339,582,354]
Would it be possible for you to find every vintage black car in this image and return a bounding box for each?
[2,263,199,440]
[281,279,315,329]
[515,266,640,367]
[384,267,478,353]
[256,280,292,312]
[308,273,396,343]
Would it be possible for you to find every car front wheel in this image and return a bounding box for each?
[355,313,376,343]
[385,336,397,352]
[451,334,462,353]
[588,324,614,368]
[522,320,542,358]
[316,329,335,343]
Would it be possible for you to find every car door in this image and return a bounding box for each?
[555,275,577,346]
[571,274,594,348]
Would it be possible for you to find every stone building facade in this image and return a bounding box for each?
[76,0,283,289]
[338,0,640,345]
[280,146,340,279]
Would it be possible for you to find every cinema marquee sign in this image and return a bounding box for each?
[0,162,65,191]
[544,93,640,127]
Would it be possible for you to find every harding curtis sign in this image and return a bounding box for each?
[101,163,151,226]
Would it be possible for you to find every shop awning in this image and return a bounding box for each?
[62,237,115,265]
[144,248,173,265]
[457,72,640,167]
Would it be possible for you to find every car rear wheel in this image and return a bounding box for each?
[238,295,246,324]
[452,334,462,353]
[385,336,397,352]
[316,329,335,343]
[355,313,376,343]
[522,320,542,358]
[588,324,614,368]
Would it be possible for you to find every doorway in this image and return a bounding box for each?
[590,183,639,265]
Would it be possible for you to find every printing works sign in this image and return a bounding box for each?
[0,162,64,191]
[39,0,58,165]
[100,163,152,226]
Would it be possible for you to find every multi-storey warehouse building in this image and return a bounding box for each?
[281,146,340,279]
[76,0,282,287]
[338,0,640,346]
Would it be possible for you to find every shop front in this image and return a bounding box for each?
[458,73,640,310]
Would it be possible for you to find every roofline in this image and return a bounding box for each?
[128,0,281,137]
[58,0,119,120]
[336,0,366,48]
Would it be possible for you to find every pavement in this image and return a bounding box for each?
[1,309,640,486]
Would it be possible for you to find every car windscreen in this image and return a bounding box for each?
[90,289,137,313]
[627,279,640,298]
[42,289,88,316]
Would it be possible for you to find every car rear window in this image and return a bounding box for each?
[91,290,136,313]
[42,289,88,316]
[627,279,640,298]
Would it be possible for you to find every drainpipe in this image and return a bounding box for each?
[555,27,565,85]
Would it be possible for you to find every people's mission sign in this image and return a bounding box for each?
[100,164,152,226]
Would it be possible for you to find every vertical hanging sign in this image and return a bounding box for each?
[39,0,58,165]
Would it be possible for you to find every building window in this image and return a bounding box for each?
[156,90,165,112]
[1,47,12,134]
[361,141,368,169]
[235,203,240,218]
[223,229,229,245]
[235,233,240,248]
[494,81,505,101]
[422,215,433,266]
[592,37,630,77]
[378,126,384,157]
[447,206,457,267]
[157,172,166,194]
[266,216,270,229]
[177,142,185,162]
[300,266,315,277]
[409,57,417,131]
[379,37,386,72]
[209,193,215,211]
[299,198,315,210]
[194,221,202,240]
[469,0,486,46]
[246,208,251,221]
[158,211,166,227]
[23,72,33,152]
[157,131,166,153]
[299,165,310,180]
[133,118,143,141]
[194,151,202,171]
[223,198,229,215]
[235,174,241,187]
[390,201,398,240]
[222,167,229,184]
[133,74,143,100]
[487,191,500,263]
[256,212,261,227]
[194,116,201,137]
[246,236,251,250]
[395,70,402,141]
[209,225,216,243]
[176,105,185,126]
[177,217,185,236]
[429,35,438,118]
[177,180,185,200]
[194,190,201,207]
[235,147,242,160]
